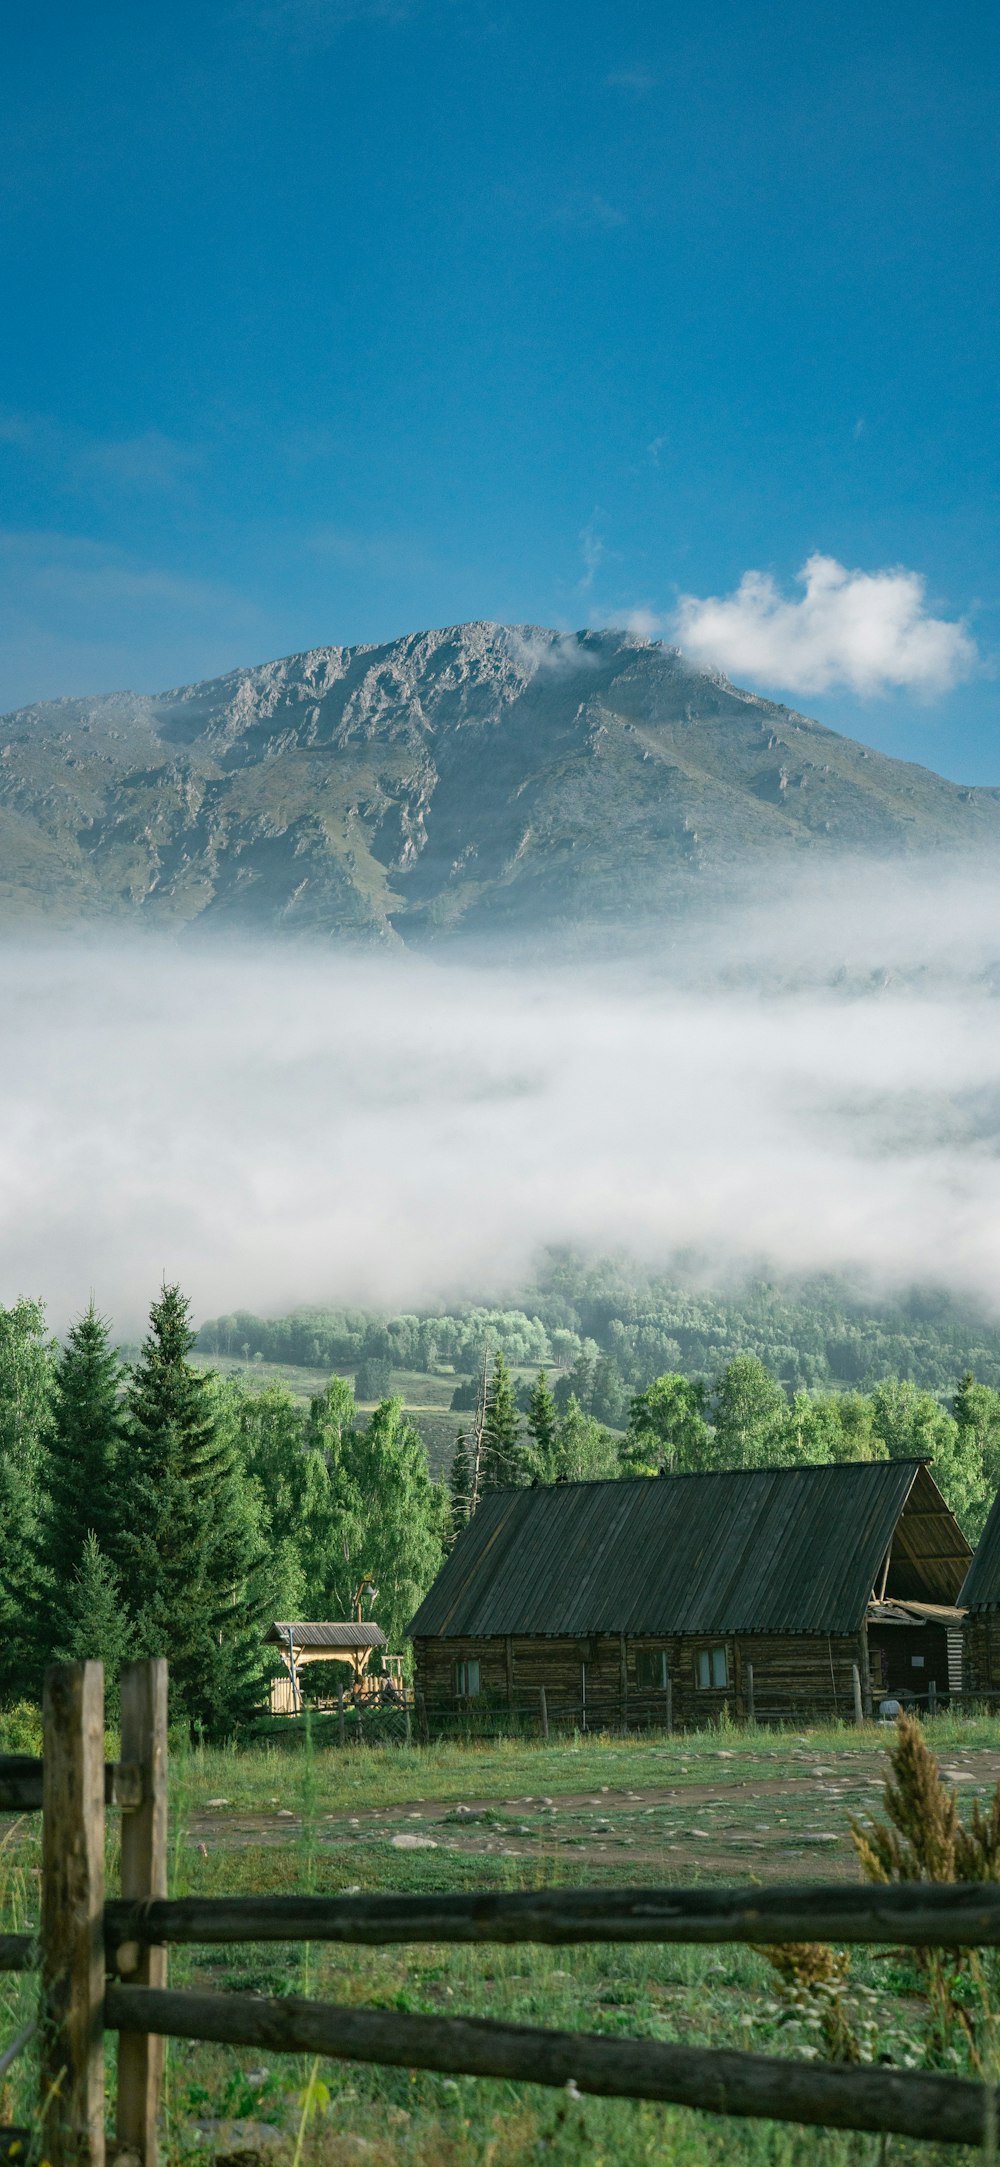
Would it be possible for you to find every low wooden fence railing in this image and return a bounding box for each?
[6,1660,1000,2164]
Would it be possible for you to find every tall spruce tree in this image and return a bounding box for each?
[0,1299,56,1698]
[525,1369,558,1481]
[39,1304,126,1621]
[449,1429,471,1539]
[55,1533,132,1711]
[116,1285,267,1733]
[481,1352,525,1488]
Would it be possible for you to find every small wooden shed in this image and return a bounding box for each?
[267,1621,388,1716]
[408,1459,970,1727]
[957,1493,1000,1695]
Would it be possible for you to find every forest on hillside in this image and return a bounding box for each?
[197,1253,1000,1405]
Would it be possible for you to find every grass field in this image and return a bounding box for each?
[4,1715,999,2165]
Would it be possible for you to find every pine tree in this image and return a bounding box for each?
[481,1352,524,1488]
[525,1369,558,1481]
[39,1305,125,1629]
[55,1532,132,1711]
[0,1299,56,1698]
[116,1285,268,1734]
[449,1429,471,1539]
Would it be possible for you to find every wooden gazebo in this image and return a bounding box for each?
[267,1621,388,1715]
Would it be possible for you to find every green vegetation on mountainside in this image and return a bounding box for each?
[3,623,1000,946]
[197,1254,1000,1399]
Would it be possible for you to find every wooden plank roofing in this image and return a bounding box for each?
[959,1488,1000,1613]
[267,1622,387,1649]
[408,1460,969,1641]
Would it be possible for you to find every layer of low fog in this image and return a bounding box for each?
[5,858,1000,1333]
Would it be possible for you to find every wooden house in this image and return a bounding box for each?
[267,1621,388,1715]
[408,1460,970,1726]
[957,1493,1000,1695]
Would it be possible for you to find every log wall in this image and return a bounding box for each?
[963,1616,1000,1694]
[413,1629,866,1725]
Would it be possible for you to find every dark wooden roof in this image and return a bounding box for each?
[959,1489,1000,1613]
[267,1622,387,1649]
[409,1460,970,1641]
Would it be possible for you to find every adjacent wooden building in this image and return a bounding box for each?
[958,1493,1000,1695]
[408,1459,971,1727]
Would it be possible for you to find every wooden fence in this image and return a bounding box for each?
[5,1659,1000,2164]
[290,1674,1000,1748]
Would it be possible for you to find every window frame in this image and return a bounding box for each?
[694,1643,729,1691]
[454,1657,481,1699]
[635,1648,669,1692]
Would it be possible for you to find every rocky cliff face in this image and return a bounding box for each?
[1,622,997,949]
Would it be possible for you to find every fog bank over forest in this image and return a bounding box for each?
[4,858,1000,1332]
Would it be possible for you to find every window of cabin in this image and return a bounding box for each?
[695,1645,729,1690]
[636,1649,668,1690]
[455,1658,481,1698]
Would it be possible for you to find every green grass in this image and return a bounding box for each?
[3,1718,997,2163]
[178,1706,1000,1815]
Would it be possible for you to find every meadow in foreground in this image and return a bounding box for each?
[5,1713,1000,2164]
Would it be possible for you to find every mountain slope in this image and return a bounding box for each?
[1,622,997,947]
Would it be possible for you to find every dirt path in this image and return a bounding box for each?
[186,1744,1000,1881]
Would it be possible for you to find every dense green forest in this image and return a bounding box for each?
[0,1288,448,1735]
[198,1251,1000,1401]
[7,1261,1000,1738]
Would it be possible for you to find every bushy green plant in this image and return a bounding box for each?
[852,1711,1000,2070]
[0,1702,42,1755]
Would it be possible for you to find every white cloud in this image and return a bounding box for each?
[7,867,1000,1330]
[504,627,599,677]
[622,606,660,639]
[577,522,606,593]
[672,552,978,698]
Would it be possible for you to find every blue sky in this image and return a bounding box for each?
[1,0,997,777]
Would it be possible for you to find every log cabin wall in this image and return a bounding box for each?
[963,1617,1000,1693]
[413,1629,866,1725]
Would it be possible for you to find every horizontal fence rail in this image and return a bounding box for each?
[105,1983,998,2149]
[0,1755,142,1814]
[0,1937,33,1974]
[105,1881,1000,1953]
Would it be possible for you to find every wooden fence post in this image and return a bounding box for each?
[41,1661,107,2167]
[539,1686,549,1743]
[665,1675,673,1736]
[115,1660,168,2167]
[745,1664,755,1726]
[402,1684,412,1748]
[337,1687,345,1749]
[928,1680,937,1717]
[852,1664,864,1728]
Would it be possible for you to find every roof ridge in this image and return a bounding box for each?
[485,1457,930,1496]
